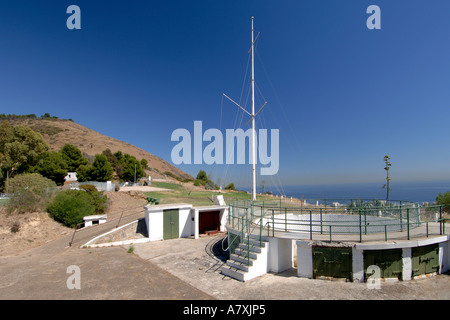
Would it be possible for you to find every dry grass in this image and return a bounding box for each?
[7,118,192,181]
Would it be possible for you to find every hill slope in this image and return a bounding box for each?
[7,118,192,181]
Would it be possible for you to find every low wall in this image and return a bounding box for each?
[296,235,450,282]
[264,213,420,234]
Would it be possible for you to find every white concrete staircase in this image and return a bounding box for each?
[221,235,269,281]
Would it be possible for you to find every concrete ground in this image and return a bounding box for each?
[132,234,450,300]
[0,212,211,300]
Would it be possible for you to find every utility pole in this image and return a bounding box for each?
[382,155,392,202]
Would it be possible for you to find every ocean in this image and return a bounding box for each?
[261,180,450,204]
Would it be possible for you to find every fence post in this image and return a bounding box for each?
[364,208,367,235]
[116,210,124,228]
[320,208,323,234]
[439,206,443,235]
[285,207,288,232]
[69,223,83,247]
[400,207,403,232]
[407,208,410,240]
[309,210,313,240]
[272,209,275,237]
[359,210,362,242]
[250,203,254,234]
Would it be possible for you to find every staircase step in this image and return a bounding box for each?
[230,253,255,265]
[239,243,262,253]
[246,238,267,248]
[226,259,250,272]
[221,265,246,281]
[234,248,258,260]
[222,234,268,282]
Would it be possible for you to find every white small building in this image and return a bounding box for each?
[83,214,107,227]
[64,172,78,182]
[144,196,228,241]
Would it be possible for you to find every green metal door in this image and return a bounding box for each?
[364,249,402,280]
[313,247,353,280]
[412,244,440,277]
[163,209,179,240]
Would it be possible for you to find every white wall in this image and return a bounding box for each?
[179,207,193,238]
[296,240,313,279]
[352,248,364,282]
[145,206,163,241]
[439,241,449,273]
[144,203,193,241]
[268,238,293,273]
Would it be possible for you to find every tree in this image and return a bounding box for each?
[7,173,57,213]
[31,151,68,185]
[120,154,144,182]
[225,183,236,191]
[102,149,117,167]
[436,191,450,213]
[140,158,148,170]
[196,170,208,182]
[194,170,218,190]
[60,144,88,172]
[89,154,113,182]
[382,155,392,202]
[76,164,91,182]
[76,154,113,182]
[0,121,48,193]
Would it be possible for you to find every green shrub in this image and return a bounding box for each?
[7,173,57,213]
[47,190,96,227]
[436,191,450,213]
[194,179,205,186]
[225,183,235,191]
[79,184,108,214]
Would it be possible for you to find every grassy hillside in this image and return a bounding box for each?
[5,118,192,181]
[146,181,277,206]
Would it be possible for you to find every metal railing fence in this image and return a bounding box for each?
[226,199,448,263]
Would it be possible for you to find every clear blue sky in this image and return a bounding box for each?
[1,0,450,190]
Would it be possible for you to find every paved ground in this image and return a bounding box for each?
[132,234,450,300]
[0,213,212,300]
[1,213,450,300]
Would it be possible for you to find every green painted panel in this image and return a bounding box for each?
[364,249,402,280]
[163,209,179,240]
[313,247,353,280]
[412,244,440,277]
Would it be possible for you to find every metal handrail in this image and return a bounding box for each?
[227,200,447,244]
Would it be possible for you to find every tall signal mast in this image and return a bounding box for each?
[223,17,266,201]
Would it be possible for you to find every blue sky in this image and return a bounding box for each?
[1,0,450,190]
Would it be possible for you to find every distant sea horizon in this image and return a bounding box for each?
[241,180,450,204]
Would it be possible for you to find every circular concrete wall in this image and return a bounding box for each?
[264,213,418,234]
